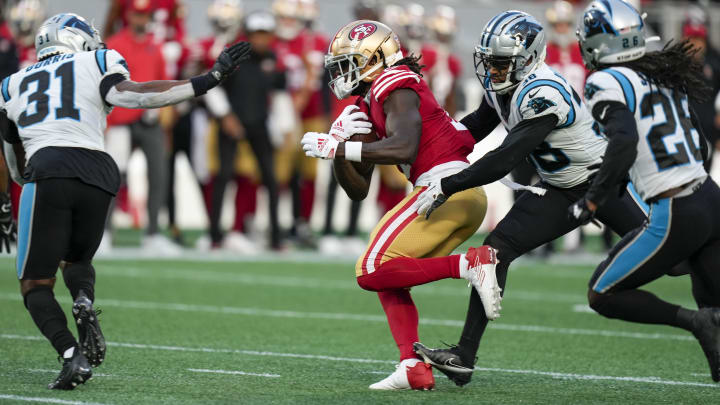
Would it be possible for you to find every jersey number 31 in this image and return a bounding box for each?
[18,61,80,127]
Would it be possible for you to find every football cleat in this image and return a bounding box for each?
[368,358,435,390]
[48,348,92,390]
[72,292,106,367]
[691,308,720,382]
[464,246,502,320]
[413,342,474,386]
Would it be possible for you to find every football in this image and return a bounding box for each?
[349,130,378,175]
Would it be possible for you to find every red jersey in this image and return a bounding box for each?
[106,28,168,126]
[114,0,186,43]
[272,30,328,119]
[545,42,587,96]
[17,43,36,69]
[359,65,475,184]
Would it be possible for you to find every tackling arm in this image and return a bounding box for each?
[336,89,422,165]
[441,114,558,196]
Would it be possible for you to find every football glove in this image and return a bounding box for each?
[0,192,16,253]
[567,198,596,226]
[416,179,448,219]
[208,41,252,85]
[301,132,339,160]
[329,105,372,141]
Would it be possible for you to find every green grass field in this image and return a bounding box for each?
[0,249,717,404]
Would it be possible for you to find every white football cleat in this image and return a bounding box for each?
[142,234,182,257]
[223,232,260,254]
[464,246,502,320]
[368,358,435,390]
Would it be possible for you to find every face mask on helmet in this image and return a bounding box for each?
[325,52,382,99]
[474,50,530,94]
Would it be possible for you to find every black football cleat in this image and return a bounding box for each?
[691,308,720,382]
[72,293,106,367]
[413,342,474,386]
[48,349,92,390]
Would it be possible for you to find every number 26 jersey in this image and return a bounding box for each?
[0,49,130,160]
[584,67,706,201]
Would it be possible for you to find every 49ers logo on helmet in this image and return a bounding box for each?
[349,23,377,40]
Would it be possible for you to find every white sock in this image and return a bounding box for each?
[458,254,470,279]
[63,346,75,359]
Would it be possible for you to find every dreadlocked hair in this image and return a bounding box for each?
[616,39,710,104]
[392,54,425,76]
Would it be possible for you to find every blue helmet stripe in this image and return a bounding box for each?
[485,11,523,47]
[601,0,614,17]
[481,12,505,48]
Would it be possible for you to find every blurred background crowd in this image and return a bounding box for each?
[0,0,718,258]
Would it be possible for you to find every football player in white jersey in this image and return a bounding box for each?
[411,11,650,386]
[572,0,720,382]
[0,13,250,390]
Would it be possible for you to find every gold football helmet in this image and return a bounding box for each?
[325,20,403,99]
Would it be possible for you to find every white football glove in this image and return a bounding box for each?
[329,105,372,141]
[301,132,339,160]
[416,178,448,218]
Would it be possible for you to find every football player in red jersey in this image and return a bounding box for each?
[301,20,501,390]
[424,5,462,116]
[545,1,587,94]
[271,0,329,247]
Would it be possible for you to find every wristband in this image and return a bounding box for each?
[345,141,363,162]
[190,72,220,97]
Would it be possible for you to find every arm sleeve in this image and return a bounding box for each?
[459,96,500,143]
[0,110,20,144]
[104,81,196,109]
[584,101,638,206]
[441,114,558,196]
[3,140,23,185]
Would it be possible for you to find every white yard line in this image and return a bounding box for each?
[187,368,280,378]
[572,304,595,313]
[0,294,693,342]
[0,394,109,405]
[2,334,713,389]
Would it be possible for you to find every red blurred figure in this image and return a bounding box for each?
[544,1,587,95]
[6,0,44,68]
[103,0,186,44]
[271,0,329,246]
[424,5,462,116]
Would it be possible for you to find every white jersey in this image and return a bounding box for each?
[584,66,706,200]
[483,63,606,188]
[0,49,130,160]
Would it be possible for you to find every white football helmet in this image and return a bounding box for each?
[35,13,103,61]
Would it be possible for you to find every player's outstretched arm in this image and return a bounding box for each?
[336,89,422,165]
[103,42,251,109]
[417,114,557,217]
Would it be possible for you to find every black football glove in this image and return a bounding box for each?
[208,41,252,85]
[0,192,16,253]
[567,198,597,227]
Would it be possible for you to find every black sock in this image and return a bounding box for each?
[591,289,690,331]
[675,307,696,331]
[24,287,77,356]
[457,259,511,364]
[62,262,96,302]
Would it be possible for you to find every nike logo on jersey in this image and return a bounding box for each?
[599,105,610,121]
[528,90,540,99]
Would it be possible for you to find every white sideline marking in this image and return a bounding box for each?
[472,367,718,388]
[0,294,693,342]
[187,368,280,378]
[0,394,108,405]
[2,334,714,389]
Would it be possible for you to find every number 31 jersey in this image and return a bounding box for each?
[0,49,130,160]
[584,67,706,200]
[483,63,606,188]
